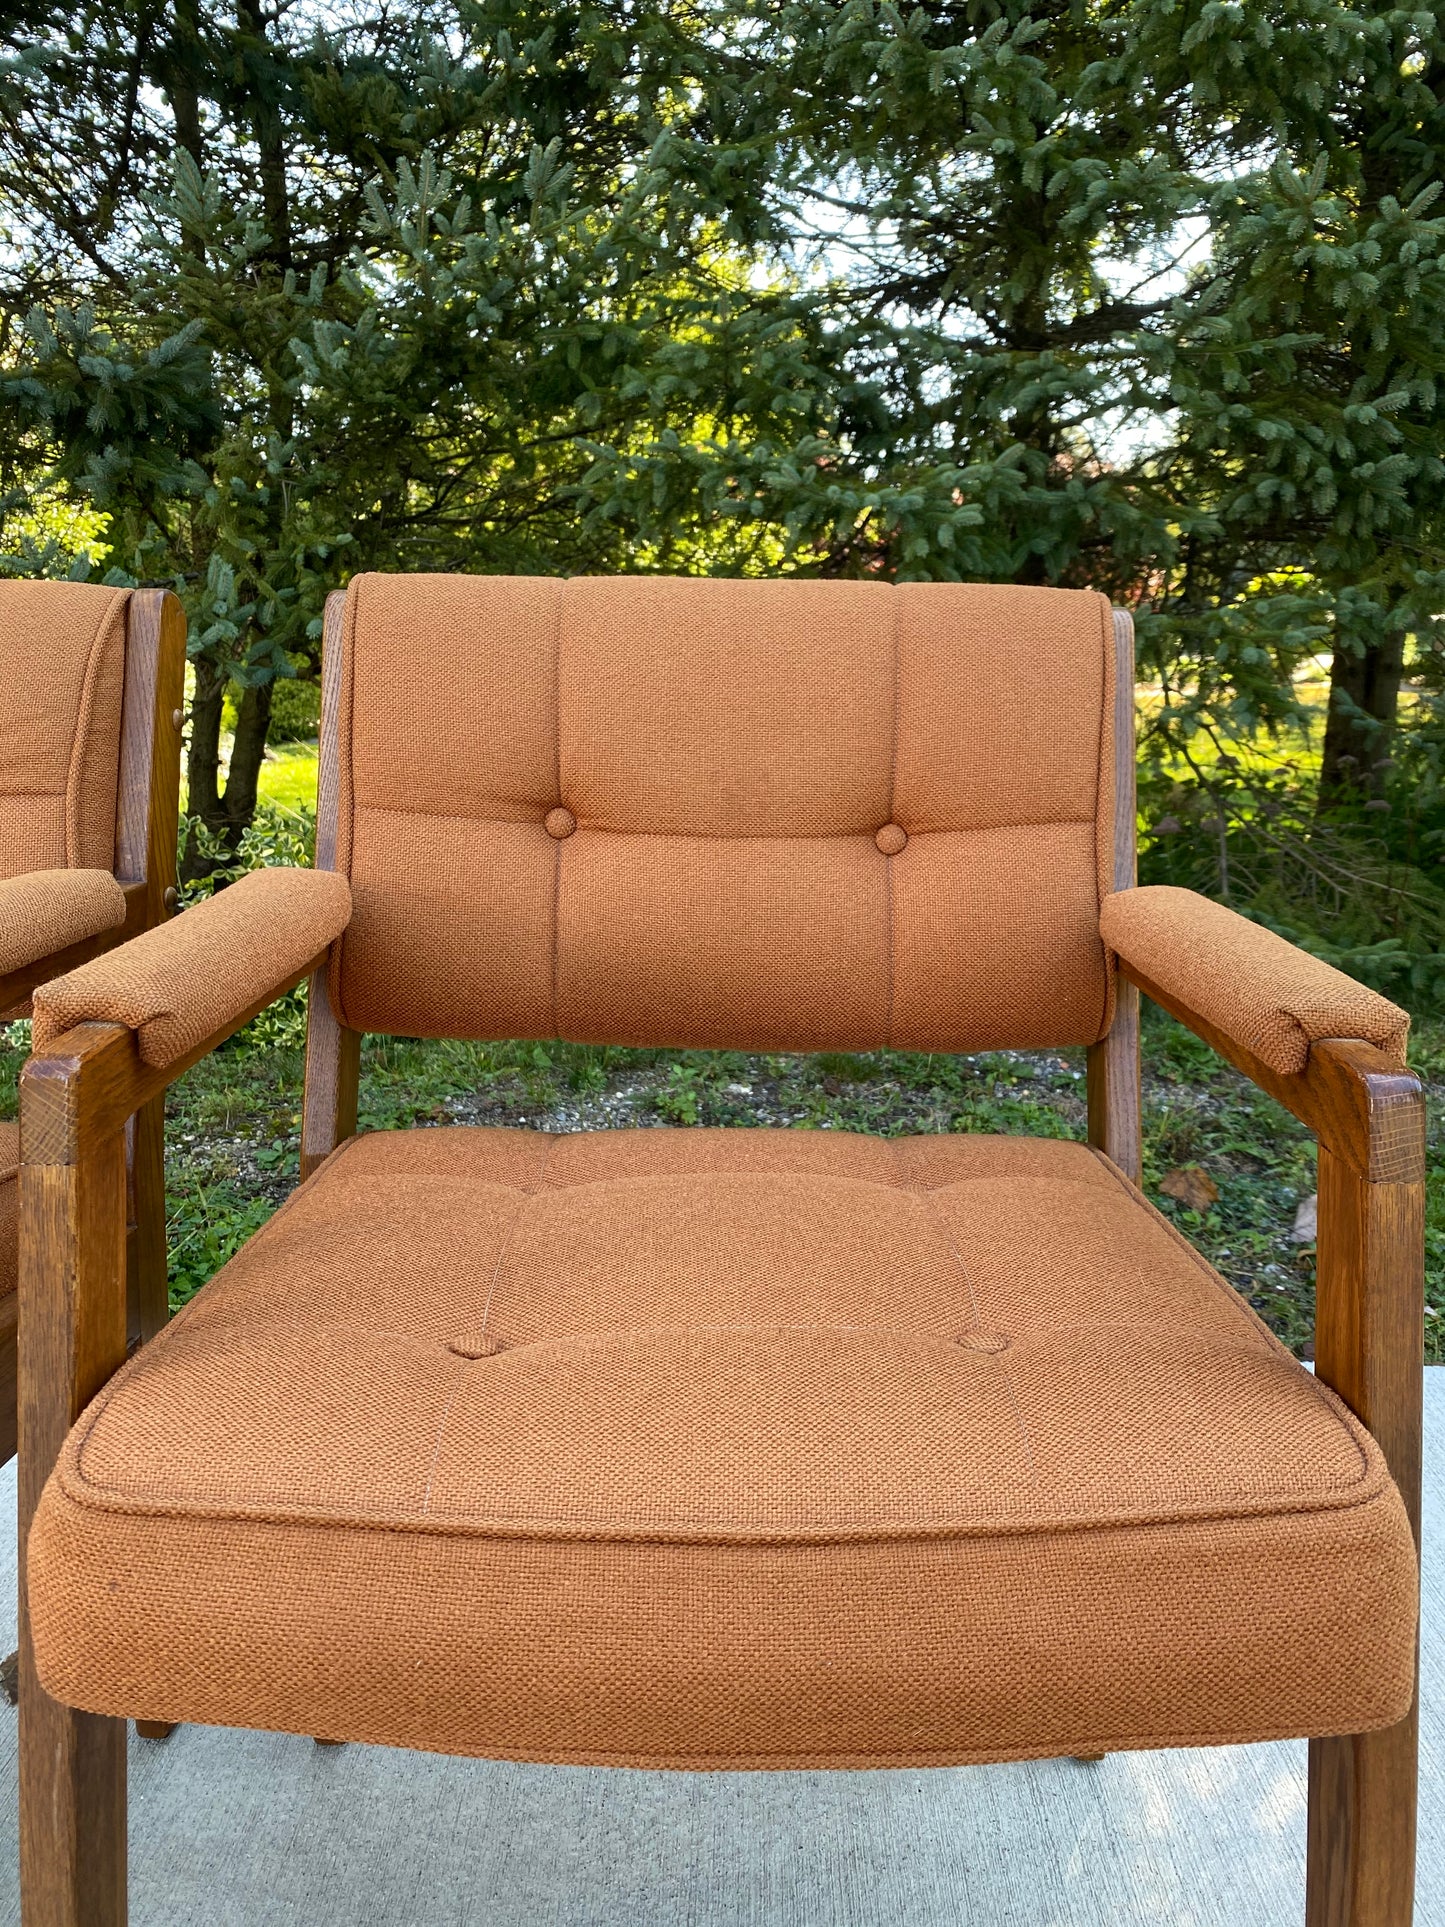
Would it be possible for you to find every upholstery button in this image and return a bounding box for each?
[447,1334,503,1358]
[954,1331,1010,1354]
[875,823,907,855]
[545,807,576,839]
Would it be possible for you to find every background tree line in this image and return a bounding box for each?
[1,0,1442,1000]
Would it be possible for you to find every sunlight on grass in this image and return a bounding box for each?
[257,741,319,812]
[185,738,320,815]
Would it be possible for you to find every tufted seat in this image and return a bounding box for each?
[29,1123,1415,1767]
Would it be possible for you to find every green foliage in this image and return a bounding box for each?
[264,676,321,743]
[1139,758,1445,1006]
[1,0,1443,972]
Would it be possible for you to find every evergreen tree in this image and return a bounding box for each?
[0,2,830,863]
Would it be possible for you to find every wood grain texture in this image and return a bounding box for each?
[314,591,348,875]
[1308,1721,1418,1927]
[1315,1150,1425,1532]
[0,1292,16,1467]
[1122,965,1426,1185]
[18,1082,130,1927]
[114,589,185,919]
[301,968,360,1179]
[126,1093,168,1350]
[1087,607,1141,1184]
[1303,1073,1425,1924]
[302,589,363,1178]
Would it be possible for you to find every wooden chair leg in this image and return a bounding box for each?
[1307,1715,1417,1926]
[19,1076,132,1926]
[1305,1128,1423,1927]
[19,1647,127,1927]
[134,1721,175,1741]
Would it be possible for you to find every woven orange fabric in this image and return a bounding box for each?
[28,1125,1416,1765]
[0,581,127,878]
[0,869,126,976]
[330,575,1117,1052]
[0,1122,15,1303]
[1101,886,1410,1075]
[30,867,351,1067]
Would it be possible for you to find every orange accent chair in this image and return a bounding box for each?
[0,581,184,1464]
[18,576,1422,1925]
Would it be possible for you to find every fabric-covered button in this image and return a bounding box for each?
[954,1330,1010,1354]
[875,823,907,856]
[545,807,576,840]
[447,1333,504,1358]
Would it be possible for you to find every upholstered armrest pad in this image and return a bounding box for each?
[1100,885,1410,1076]
[0,869,126,976]
[31,867,351,1068]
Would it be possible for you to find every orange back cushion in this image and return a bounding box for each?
[329,574,1116,1052]
[0,582,128,879]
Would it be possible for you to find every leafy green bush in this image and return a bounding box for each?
[1138,760,1445,1010]
[264,676,321,744]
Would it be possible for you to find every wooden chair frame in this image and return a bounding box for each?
[16,594,1423,1925]
[1,589,185,1464]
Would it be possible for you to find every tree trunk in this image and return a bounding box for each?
[180,664,273,882]
[222,679,274,836]
[236,2,292,271]
[184,661,225,819]
[1317,631,1406,810]
[165,0,205,168]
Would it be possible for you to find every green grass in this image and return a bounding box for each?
[255,741,318,813]
[8,1006,1436,1359]
[181,738,319,820]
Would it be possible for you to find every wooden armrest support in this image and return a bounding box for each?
[1120,961,1425,1184]
[1122,959,1424,1545]
[20,949,329,1162]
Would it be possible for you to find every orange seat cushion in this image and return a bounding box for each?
[29,1126,1415,1767]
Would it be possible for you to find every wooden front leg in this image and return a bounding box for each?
[1306,1071,1425,1927]
[19,1033,134,1927]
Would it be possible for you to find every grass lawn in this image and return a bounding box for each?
[4,736,1441,1363]
[251,740,319,813]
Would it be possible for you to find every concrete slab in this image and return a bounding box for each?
[0,1373,1437,1925]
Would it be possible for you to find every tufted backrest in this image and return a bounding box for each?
[325,574,1118,1053]
[0,582,128,880]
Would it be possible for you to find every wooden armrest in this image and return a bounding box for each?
[20,949,329,1160]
